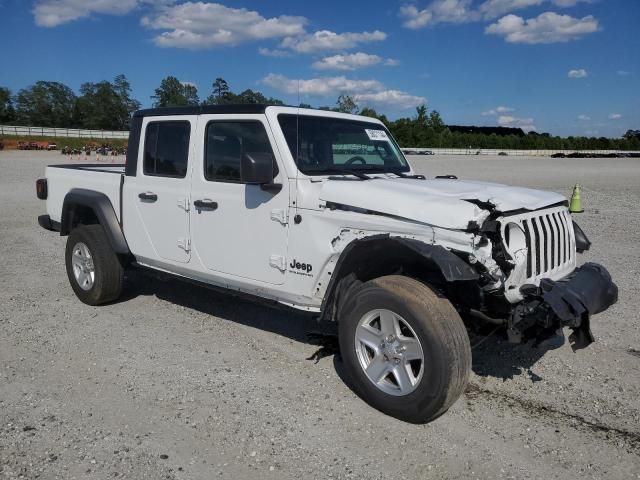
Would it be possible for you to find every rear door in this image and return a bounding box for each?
[122,116,196,265]
[190,115,289,285]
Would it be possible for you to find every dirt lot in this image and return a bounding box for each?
[1,151,639,480]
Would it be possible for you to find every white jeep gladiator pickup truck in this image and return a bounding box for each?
[37,105,618,423]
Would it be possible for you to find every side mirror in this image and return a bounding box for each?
[240,152,275,185]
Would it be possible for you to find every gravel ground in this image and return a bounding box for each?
[1,150,639,480]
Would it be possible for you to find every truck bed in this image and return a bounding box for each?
[45,163,125,224]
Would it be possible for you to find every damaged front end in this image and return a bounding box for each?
[468,200,618,350]
[508,263,618,350]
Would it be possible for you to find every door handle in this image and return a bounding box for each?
[138,192,158,202]
[193,199,218,211]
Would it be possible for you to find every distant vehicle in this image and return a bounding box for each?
[551,153,566,158]
[47,143,57,151]
[498,151,508,156]
[424,150,435,155]
[36,104,618,424]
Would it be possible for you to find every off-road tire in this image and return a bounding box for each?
[338,275,471,423]
[65,224,123,305]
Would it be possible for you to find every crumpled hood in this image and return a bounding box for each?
[319,178,566,229]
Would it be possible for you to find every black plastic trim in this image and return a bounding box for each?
[125,115,142,177]
[134,104,270,118]
[48,164,125,173]
[61,189,130,254]
[38,214,60,232]
[572,220,591,253]
[319,235,479,321]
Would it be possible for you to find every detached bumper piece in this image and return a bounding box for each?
[508,263,618,350]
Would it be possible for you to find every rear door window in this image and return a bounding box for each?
[143,121,191,178]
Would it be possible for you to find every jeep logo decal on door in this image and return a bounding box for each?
[289,259,313,276]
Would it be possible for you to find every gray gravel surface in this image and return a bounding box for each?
[1,151,639,479]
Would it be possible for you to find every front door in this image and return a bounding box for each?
[190,116,289,285]
[122,117,196,265]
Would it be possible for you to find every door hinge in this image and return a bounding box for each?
[177,238,191,252]
[270,208,288,225]
[269,255,286,271]
[177,197,190,212]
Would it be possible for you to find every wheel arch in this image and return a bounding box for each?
[61,188,130,255]
[318,235,481,323]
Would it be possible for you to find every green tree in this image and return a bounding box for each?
[113,74,141,123]
[336,94,358,114]
[210,77,230,104]
[427,110,445,132]
[15,81,76,127]
[0,87,16,123]
[152,76,199,107]
[75,75,140,130]
[414,104,428,127]
[359,107,389,125]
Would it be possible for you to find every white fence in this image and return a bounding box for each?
[0,125,129,139]
[401,147,637,156]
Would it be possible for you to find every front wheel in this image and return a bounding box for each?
[338,275,471,423]
[65,224,124,305]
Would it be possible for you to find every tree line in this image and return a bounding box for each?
[1,76,638,150]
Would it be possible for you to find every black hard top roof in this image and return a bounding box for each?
[133,104,276,117]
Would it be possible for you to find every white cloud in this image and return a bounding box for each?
[399,5,433,29]
[354,91,427,109]
[141,2,307,49]
[479,0,543,20]
[180,81,197,88]
[478,0,590,19]
[262,74,384,96]
[34,0,146,27]
[568,68,588,78]
[577,114,590,120]
[485,12,599,44]
[261,73,425,109]
[280,30,386,54]
[497,115,536,132]
[482,105,515,115]
[399,0,479,29]
[608,113,622,120]
[258,47,292,57]
[616,70,630,76]
[311,52,398,71]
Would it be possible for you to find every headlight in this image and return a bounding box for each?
[504,222,526,253]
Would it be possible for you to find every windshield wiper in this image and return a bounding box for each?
[323,168,372,180]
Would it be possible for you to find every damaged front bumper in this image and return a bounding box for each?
[507,262,618,350]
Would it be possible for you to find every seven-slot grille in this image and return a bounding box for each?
[505,207,576,282]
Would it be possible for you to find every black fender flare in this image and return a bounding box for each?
[319,234,479,321]
[61,188,130,254]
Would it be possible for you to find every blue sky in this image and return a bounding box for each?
[0,0,638,137]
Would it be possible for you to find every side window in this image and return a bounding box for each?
[143,121,191,178]
[205,121,277,182]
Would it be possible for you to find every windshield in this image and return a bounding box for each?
[278,114,410,175]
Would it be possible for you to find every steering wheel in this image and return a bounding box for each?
[345,155,366,166]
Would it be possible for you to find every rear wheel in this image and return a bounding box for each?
[65,225,123,305]
[338,275,471,423]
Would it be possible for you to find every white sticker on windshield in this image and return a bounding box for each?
[365,129,389,141]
